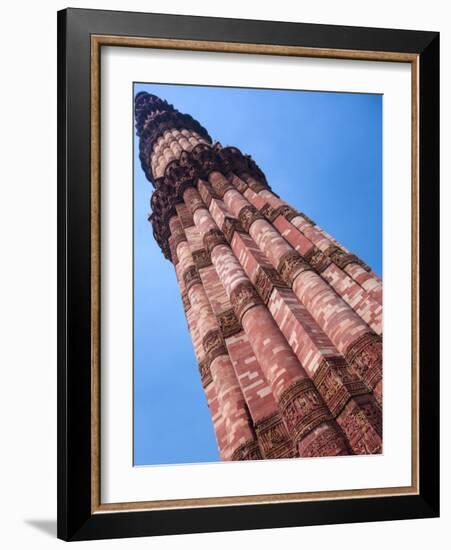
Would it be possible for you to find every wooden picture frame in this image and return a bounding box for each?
[57,7,439,541]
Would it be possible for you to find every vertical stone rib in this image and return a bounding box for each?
[170,215,260,460]
[184,301,229,459]
[171,238,229,458]
[182,213,296,459]
[183,187,352,457]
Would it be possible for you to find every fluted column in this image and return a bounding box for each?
[171,216,261,460]
[176,202,296,459]
[191,183,382,454]
[183,187,351,457]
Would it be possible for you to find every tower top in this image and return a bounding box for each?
[134,91,212,185]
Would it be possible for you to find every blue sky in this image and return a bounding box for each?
[133,83,382,466]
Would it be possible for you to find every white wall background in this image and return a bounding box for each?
[0,1,448,547]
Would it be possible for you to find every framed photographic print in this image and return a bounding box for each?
[57,8,439,541]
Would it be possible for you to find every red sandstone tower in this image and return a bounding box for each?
[135,92,383,461]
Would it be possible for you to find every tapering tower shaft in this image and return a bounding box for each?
[135,92,383,460]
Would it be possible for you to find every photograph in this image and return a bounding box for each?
[54,7,440,541]
[133,83,383,466]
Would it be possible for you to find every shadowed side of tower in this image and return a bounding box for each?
[135,91,383,461]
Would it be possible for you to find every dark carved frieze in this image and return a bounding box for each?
[337,399,382,454]
[312,357,370,417]
[192,248,212,270]
[186,194,206,216]
[304,246,332,273]
[299,425,349,457]
[260,203,302,224]
[231,439,263,461]
[198,180,221,207]
[230,175,248,194]
[146,144,269,259]
[345,332,383,390]
[230,282,263,322]
[175,204,194,228]
[217,308,242,339]
[277,250,312,286]
[209,174,234,198]
[135,93,272,259]
[323,244,371,272]
[203,228,227,254]
[135,92,212,186]
[181,290,191,313]
[241,173,269,193]
[198,358,213,389]
[222,216,245,244]
[182,265,201,292]
[254,266,288,304]
[202,329,228,365]
[278,378,333,444]
[276,205,300,221]
[218,147,269,187]
[238,204,264,233]
[259,203,277,222]
[254,413,296,459]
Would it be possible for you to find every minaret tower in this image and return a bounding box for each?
[135,92,383,461]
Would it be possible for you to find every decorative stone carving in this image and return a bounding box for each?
[277,250,312,286]
[222,216,245,243]
[138,112,271,260]
[175,204,194,228]
[278,378,333,444]
[209,174,234,198]
[198,180,221,207]
[135,92,212,186]
[198,358,213,389]
[337,399,382,454]
[192,248,212,269]
[304,246,332,273]
[186,194,206,216]
[238,204,264,232]
[312,357,369,417]
[181,290,190,313]
[230,282,263,322]
[345,332,383,390]
[259,203,277,222]
[203,228,227,254]
[182,265,201,292]
[324,245,371,272]
[299,425,349,457]
[230,175,248,194]
[260,203,303,223]
[254,413,296,459]
[231,439,263,461]
[217,308,242,339]
[247,180,267,193]
[254,266,288,304]
[218,146,269,187]
[202,329,228,365]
